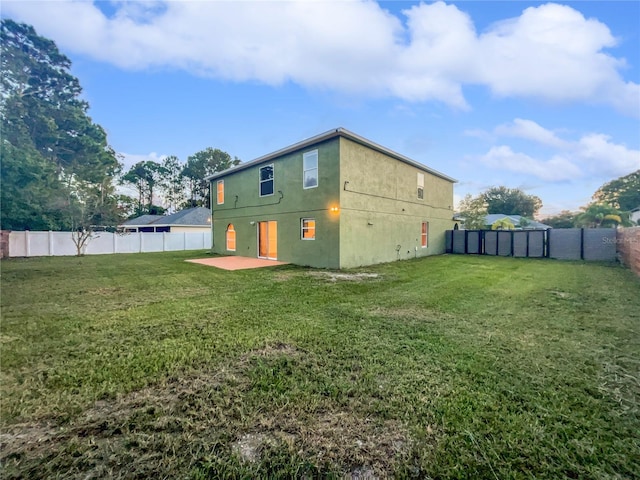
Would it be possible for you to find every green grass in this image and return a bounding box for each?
[1,251,639,479]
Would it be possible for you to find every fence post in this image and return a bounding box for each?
[113,232,117,254]
[545,230,550,258]
[163,232,167,252]
[139,231,143,253]
[580,228,585,260]
[25,231,31,257]
[510,231,514,257]
[48,230,53,256]
[184,232,187,251]
[0,231,9,258]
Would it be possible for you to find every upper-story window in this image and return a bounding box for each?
[217,180,224,205]
[417,172,424,199]
[303,150,318,189]
[260,164,274,196]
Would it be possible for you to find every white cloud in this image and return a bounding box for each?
[576,133,640,176]
[391,1,477,107]
[3,1,638,114]
[475,3,639,115]
[494,119,570,149]
[475,119,640,181]
[479,145,582,182]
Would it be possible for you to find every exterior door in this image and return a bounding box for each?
[258,221,277,259]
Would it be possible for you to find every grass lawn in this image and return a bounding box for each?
[1,251,639,479]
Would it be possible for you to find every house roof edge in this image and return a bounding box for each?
[206,127,457,183]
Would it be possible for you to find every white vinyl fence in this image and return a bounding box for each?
[8,231,212,257]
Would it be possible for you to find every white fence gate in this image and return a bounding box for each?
[8,231,212,257]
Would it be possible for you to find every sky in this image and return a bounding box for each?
[3,0,639,217]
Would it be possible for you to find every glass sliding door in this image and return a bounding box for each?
[258,221,277,260]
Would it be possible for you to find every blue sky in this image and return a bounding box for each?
[3,0,639,216]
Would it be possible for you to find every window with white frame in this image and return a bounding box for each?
[417,172,424,199]
[301,218,316,240]
[303,150,318,189]
[259,164,274,196]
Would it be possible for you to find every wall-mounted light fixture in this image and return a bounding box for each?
[249,221,256,225]
[329,206,340,214]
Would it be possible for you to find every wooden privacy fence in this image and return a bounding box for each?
[446,228,617,262]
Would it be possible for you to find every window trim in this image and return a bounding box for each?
[259,164,274,197]
[301,218,316,240]
[421,221,428,248]
[217,180,224,205]
[303,150,319,189]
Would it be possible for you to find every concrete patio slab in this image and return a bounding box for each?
[186,256,288,271]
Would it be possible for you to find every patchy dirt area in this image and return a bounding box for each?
[1,342,414,479]
[232,433,269,463]
[240,341,305,360]
[309,271,381,282]
[0,423,61,461]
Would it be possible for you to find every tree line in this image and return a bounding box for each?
[458,171,639,230]
[120,149,240,218]
[544,170,639,228]
[0,19,239,232]
[457,186,543,230]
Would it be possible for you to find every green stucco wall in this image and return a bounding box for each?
[211,138,342,269]
[211,134,455,269]
[338,137,455,268]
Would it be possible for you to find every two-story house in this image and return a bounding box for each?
[207,128,456,269]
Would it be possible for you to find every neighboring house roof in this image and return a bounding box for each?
[120,207,211,228]
[155,207,211,227]
[120,215,164,227]
[206,127,458,183]
[485,214,551,230]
